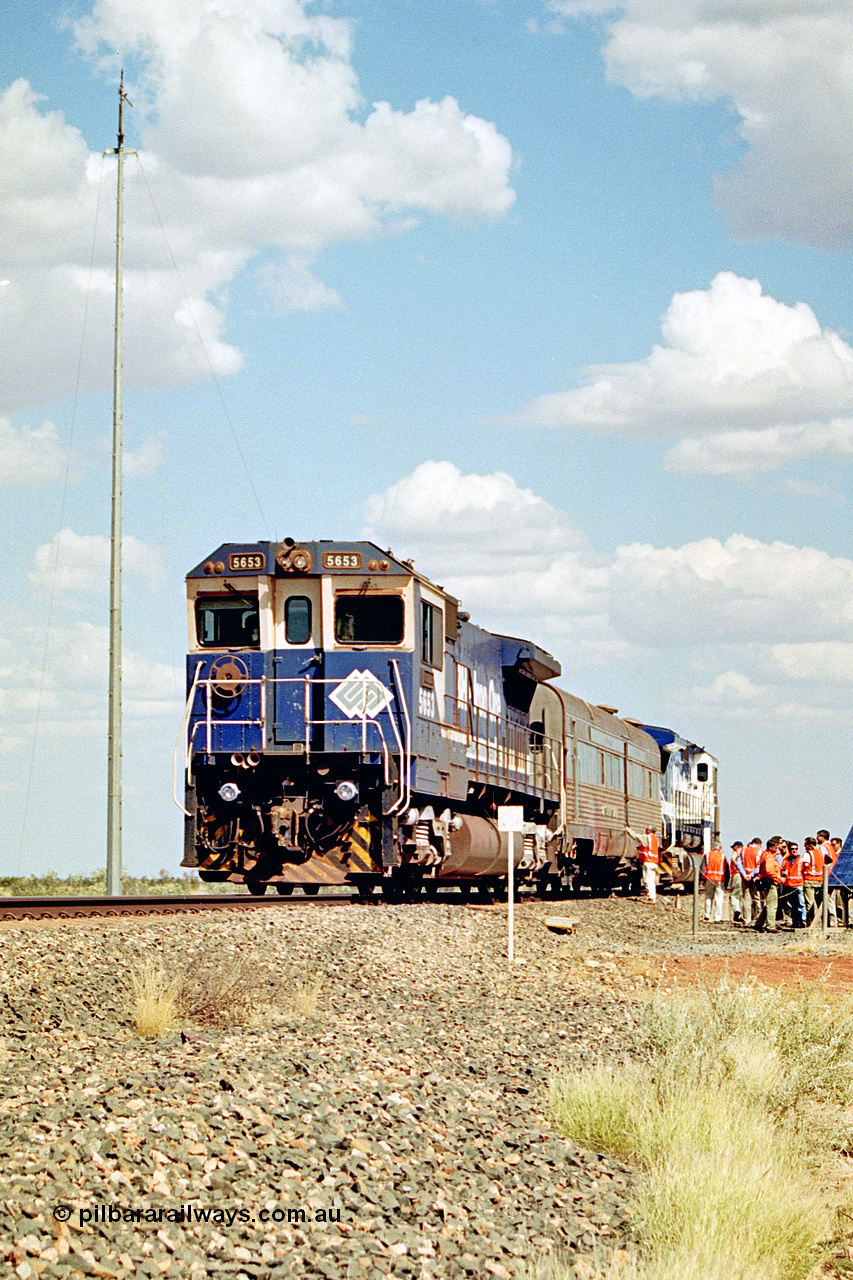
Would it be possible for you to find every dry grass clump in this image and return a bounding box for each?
[130,946,324,1036]
[644,978,853,1123]
[529,1248,775,1280]
[130,964,181,1037]
[291,975,324,1017]
[549,979,853,1280]
[176,949,265,1027]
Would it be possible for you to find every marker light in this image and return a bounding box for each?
[219,782,241,803]
[334,780,359,803]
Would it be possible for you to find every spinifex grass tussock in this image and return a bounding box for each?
[130,964,180,1037]
[645,977,853,1124]
[550,979,853,1280]
[130,945,291,1033]
[291,975,324,1017]
[529,1246,775,1280]
[176,947,276,1027]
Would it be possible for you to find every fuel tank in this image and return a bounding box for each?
[440,815,506,877]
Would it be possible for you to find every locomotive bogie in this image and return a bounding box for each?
[176,540,717,897]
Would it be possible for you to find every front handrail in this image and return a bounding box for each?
[172,661,204,814]
[387,659,411,815]
[175,673,411,812]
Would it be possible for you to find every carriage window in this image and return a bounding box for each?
[195,596,260,648]
[421,602,442,669]
[285,596,312,645]
[335,594,404,644]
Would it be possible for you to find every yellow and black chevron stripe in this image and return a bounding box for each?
[344,815,381,874]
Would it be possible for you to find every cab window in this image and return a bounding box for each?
[335,595,404,644]
[196,595,260,648]
[285,596,312,645]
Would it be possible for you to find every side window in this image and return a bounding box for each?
[696,762,709,782]
[421,602,443,669]
[285,596,312,645]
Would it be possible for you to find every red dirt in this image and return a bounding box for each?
[658,953,853,991]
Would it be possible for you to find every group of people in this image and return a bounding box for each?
[635,826,846,931]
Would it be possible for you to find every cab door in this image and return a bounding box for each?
[269,581,323,750]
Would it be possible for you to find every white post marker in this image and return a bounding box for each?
[497,806,524,963]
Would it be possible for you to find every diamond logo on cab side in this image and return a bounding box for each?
[329,670,393,720]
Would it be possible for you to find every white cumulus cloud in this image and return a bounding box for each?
[29,528,164,594]
[511,273,853,474]
[365,461,853,676]
[665,419,853,474]
[0,416,72,486]
[546,0,853,250]
[363,460,611,655]
[610,535,853,646]
[770,642,853,683]
[0,0,515,414]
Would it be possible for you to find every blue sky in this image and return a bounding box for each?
[1,0,852,876]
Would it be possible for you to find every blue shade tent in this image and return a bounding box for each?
[828,825,853,888]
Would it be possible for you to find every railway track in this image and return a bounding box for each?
[0,892,351,924]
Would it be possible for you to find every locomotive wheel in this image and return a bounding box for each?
[302,884,320,896]
[536,872,556,899]
[247,880,268,896]
[275,884,294,896]
[349,875,378,903]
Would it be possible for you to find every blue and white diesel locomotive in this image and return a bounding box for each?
[176,539,717,896]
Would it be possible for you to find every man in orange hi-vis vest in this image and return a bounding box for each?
[637,827,660,903]
[782,842,806,929]
[754,837,785,933]
[701,844,726,922]
[802,836,822,925]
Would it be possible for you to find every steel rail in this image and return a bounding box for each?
[0,892,351,923]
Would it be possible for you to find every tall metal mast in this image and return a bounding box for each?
[107,74,129,897]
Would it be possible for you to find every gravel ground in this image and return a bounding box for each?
[0,894,835,1279]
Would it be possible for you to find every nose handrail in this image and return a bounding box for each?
[174,673,413,814]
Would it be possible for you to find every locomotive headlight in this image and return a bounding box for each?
[219,782,241,803]
[334,780,359,803]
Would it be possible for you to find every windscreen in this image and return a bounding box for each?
[335,595,404,644]
[195,595,260,648]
